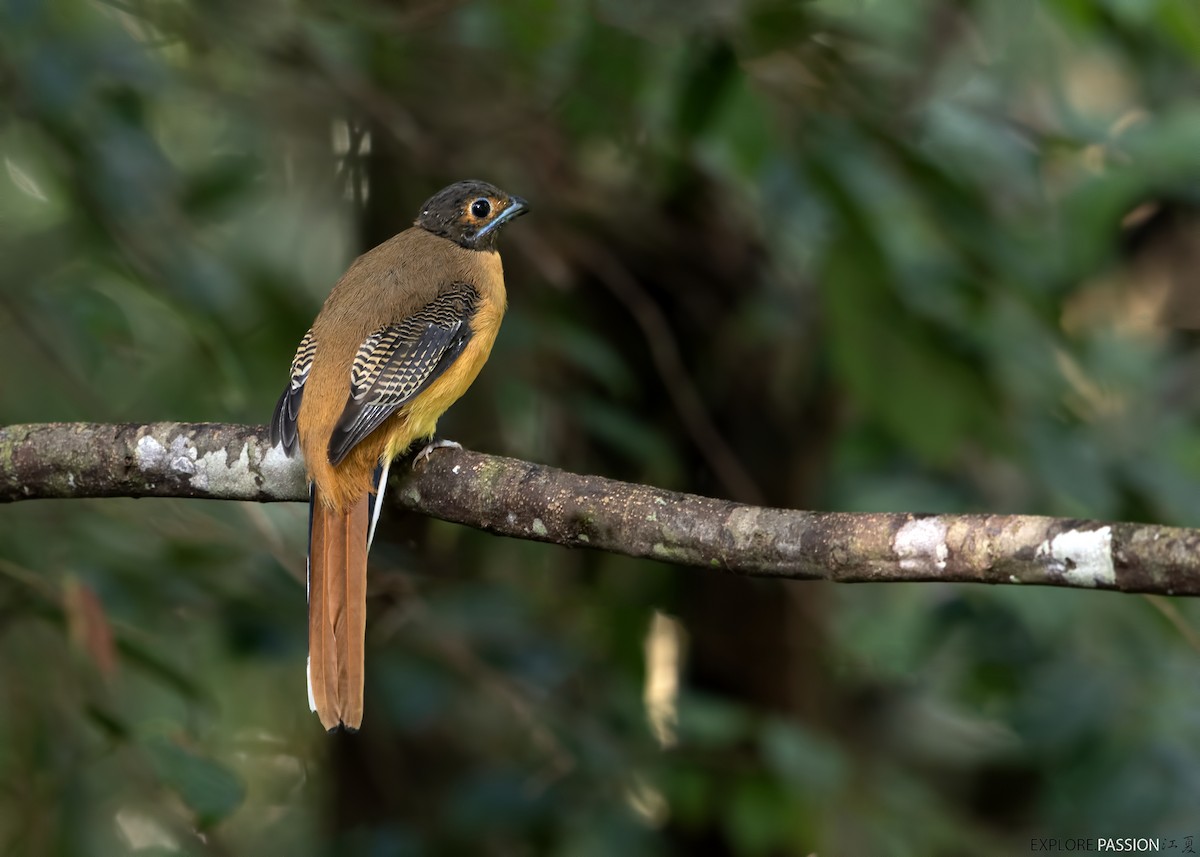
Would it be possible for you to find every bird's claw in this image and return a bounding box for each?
[412,438,463,469]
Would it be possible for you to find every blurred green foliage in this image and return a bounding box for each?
[4,0,1200,854]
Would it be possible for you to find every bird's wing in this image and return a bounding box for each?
[327,282,479,465]
[270,328,317,456]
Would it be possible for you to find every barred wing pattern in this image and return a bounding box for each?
[270,328,317,456]
[327,283,479,465]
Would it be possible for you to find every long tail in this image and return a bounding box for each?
[307,486,369,732]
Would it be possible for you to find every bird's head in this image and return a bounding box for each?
[415,180,529,251]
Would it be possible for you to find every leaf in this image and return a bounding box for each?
[723,775,798,856]
[676,693,752,748]
[759,718,846,795]
[5,157,48,201]
[820,223,996,464]
[63,576,117,679]
[144,736,246,828]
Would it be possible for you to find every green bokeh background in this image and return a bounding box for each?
[3,0,1200,854]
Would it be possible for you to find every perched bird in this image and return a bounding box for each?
[270,180,529,731]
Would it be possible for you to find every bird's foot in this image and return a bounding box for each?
[412,438,463,469]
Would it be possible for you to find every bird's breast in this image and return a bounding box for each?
[386,278,506,454]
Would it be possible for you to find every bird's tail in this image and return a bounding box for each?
[306,484,369,732]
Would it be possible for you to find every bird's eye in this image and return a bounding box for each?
[470,198,491,219]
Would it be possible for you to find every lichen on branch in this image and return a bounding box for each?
[2,421,1198,596]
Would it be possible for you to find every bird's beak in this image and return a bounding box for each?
[499,196,530,223]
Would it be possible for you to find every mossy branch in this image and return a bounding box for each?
[1,421,1197,595]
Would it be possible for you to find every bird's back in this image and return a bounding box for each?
[298,226,507,509]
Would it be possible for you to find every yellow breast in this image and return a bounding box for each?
[383,277,507,459]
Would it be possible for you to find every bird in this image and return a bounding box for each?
[269,179,529,731]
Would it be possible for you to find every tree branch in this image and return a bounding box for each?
[1,421,1197,595]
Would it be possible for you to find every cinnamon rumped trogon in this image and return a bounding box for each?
[269,180,528,731]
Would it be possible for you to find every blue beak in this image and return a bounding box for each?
[500,196,530,222]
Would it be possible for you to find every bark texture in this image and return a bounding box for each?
[2,421,1198,595]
